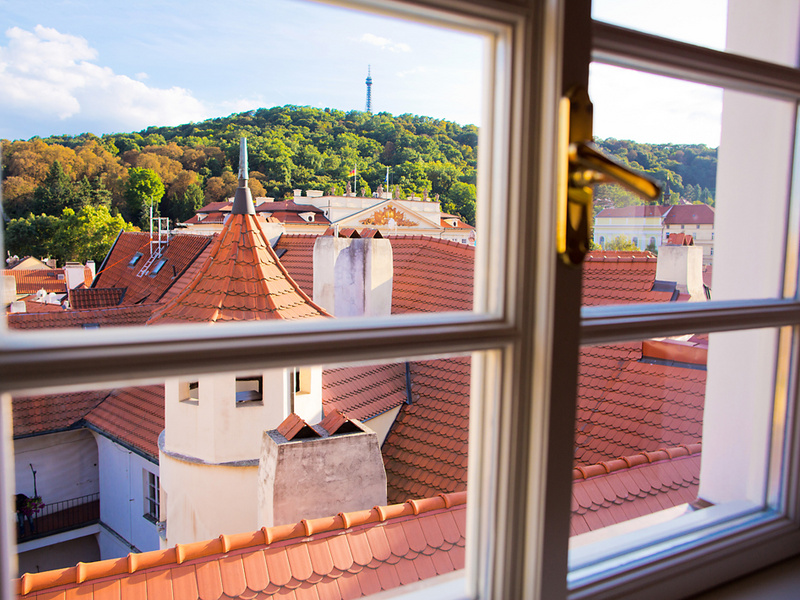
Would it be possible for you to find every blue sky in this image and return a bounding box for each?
[0,0,726,146]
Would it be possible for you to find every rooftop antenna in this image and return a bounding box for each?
[365,65,373,113]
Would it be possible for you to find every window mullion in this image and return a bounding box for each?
[592,21,800,101]
[581,298,800,345]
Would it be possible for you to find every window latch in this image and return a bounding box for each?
[557,86,661,266]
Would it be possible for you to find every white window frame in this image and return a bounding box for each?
[143,470,160,523]
[0,2,796,600]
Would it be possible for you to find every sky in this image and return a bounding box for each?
[0,0,727,146]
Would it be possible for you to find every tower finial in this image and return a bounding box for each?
[232,137,255,215]
[365,65,373,114]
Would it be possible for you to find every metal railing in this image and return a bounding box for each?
[17,493,99,542]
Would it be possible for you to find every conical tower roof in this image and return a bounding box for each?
[147,138,329,325]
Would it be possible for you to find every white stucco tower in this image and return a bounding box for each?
[150,138,330,547]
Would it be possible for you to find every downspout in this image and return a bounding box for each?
[404,361,413,405]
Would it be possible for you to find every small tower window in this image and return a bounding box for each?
[236,376,263,404]
[293,368,312,396]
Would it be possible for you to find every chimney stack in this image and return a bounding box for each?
[313,232,393,317]
[655,235,705,301]
[258,412,387,527]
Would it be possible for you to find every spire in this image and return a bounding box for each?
[232,137,255,215]
[365,65,373,114]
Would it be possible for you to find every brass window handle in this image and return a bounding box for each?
[557,86,661,266]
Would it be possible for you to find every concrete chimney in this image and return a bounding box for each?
[2,275,17,305]
[258,413,387,527]
[313,235,393,317]
[655,244,705,301]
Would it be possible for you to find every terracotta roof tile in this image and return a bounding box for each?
[148,216,328,324]
[322,363,408,421]
[12,389,110,438]
[582,251,675,306]
[595,205,671,219]
[7,304,157,330]
[16,493,466,600]
[93,232,211,305]
[3,269,67,295]
[662,204,715,225]
[83,385,165,459]
[68,287,125,309]
[570,447,701,536]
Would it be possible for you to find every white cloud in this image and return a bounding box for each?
[357,33,411,53]
[0,25,208,135]
[396,66,429,78]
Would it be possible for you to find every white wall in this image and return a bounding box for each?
[14,430,98,503]
[93,434,159,557]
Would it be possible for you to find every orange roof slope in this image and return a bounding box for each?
[383,357,470,504]
[273,234,317,294]
[575,343,705,466]
[147,215,328,324]
[323,363,408,421]
[4,269,67,295]
[93,232,211,305]
[17,492,467,600]
[7,304,157,330]
[389,236,474,313]
[12,390,110,438]
[84,385,165,459]
[571,445,701,536]
[69,287,125,309]
[663,204,715,225]
[582,251,674,305]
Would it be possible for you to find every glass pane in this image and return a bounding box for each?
[570,327,781,570]
[2,0,484,333]
[11,352,471,593]
[587,64,796,304]
[592,0,800,68]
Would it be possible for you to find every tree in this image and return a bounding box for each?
[5,214,60,260]
[604,235,639,251]
[31,160,74,216]
[51,206,135,265]
[169,184,205,223]
[125,167,164,228]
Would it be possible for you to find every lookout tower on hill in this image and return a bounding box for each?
[365,65,373,113]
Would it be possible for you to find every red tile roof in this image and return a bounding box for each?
[575,343,705,466]
[17,491,467,600]
[273,234,317,294]
[7,304,157,330]
[255,200,326,215]
[389,236,474,313]
[3,269,67,295]
[582,251,674,305]
[595,205,670,219]
[323,363,408,421]
[84,385,165,459]
[663,204,715,225]
[12,390,110,438]
[383,357,470,504]
[69,287,125,309]
[147,215,329,324]
[15,296,65,313]
[571,445,701,536]
[93,232,212,305]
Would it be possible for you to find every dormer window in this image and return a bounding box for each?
[149,259,167,277]
[128,252,143,267]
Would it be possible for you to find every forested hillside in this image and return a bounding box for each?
[0,105,717,264]
[594,138,717,210]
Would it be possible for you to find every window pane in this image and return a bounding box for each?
[2,0,485,334]
[570,327,783,574]
[593,0,800,69]
[588,64,796,303]
[10,351,473,595]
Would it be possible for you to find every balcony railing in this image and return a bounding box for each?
[17,493,99,543]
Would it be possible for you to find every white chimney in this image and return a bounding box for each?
[2,275,17,305]
[86,260,96,280]
[63,262,87,290]
[313,235,393,317]
[656,244,705,301]
[9,301,26,314]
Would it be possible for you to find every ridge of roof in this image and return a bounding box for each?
[584,251,657,262]
[572,443,702,480]
[17,491,467,597]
